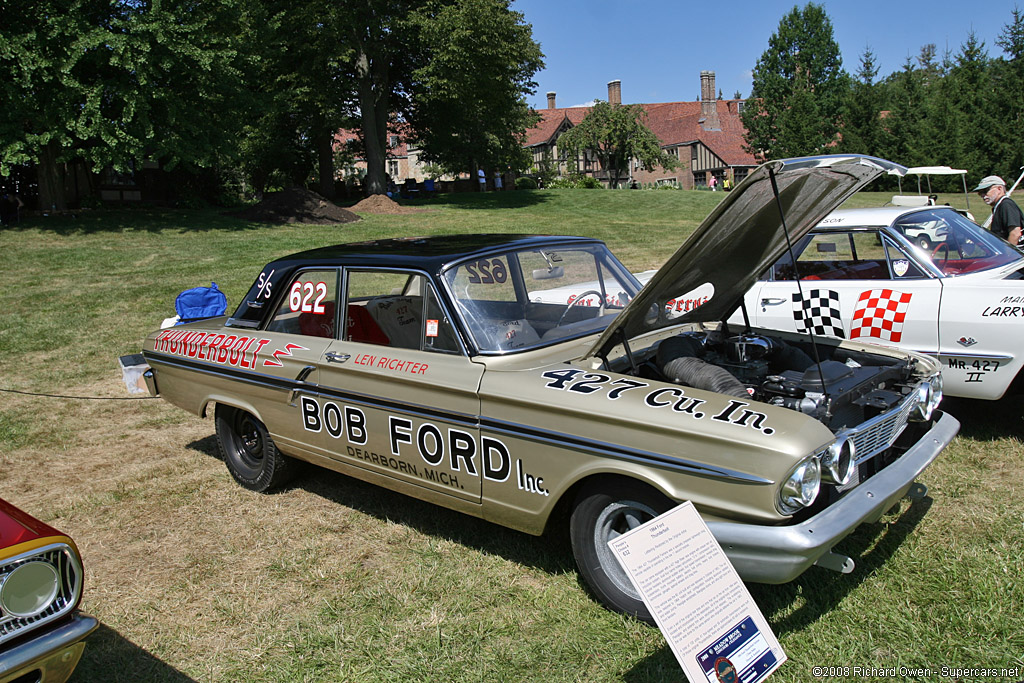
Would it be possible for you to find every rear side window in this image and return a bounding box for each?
[266,270,339,338]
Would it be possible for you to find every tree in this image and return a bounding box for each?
[1,0,249,209]
[741,2,848,160]
[992,7,1024,180]
[336,0,429,196]
[838,48,885,156]
[555,101,677,189]
[410,0,543,183]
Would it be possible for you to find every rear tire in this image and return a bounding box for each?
[569,479,675,623]
[215,405,294,492]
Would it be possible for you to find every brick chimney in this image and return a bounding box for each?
[546,91,556,109]
[700,71,721,130]
[607,80,621,106]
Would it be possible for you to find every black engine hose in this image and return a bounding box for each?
[662,356,750,398]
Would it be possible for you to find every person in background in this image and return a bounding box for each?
[708,175,718,191]
[974,175,1022,246]
[723,176,732,192]
[478,168,486,191]
[493,171,503,191]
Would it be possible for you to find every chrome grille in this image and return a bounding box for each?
[0,543,82,646]
[849,387,917,464]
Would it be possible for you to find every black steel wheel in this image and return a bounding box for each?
[569,479,675,623]
[215,405,294,492]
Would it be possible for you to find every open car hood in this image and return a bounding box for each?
[586,155,908,361]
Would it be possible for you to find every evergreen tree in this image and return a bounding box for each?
[993,8,1024,182]
[838,48,885,156]
[741,2,848,160]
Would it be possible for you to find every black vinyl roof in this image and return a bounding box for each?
[267,234,601,273]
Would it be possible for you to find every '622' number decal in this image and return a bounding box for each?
[465,259,508,284]
[289,281,328,314]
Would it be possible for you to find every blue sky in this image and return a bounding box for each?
[511,0,1022,108]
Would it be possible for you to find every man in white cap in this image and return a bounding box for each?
[973,175,1022,246]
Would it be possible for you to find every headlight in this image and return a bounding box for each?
[928,373,943,414]
[0,560,60,618]
[821,434,856,486]
[909,380,934,422]
[777,457,821,515]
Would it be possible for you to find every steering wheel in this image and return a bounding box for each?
[557,290,605,326]
[931,242,950,271]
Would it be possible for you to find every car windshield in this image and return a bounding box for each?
[443,243,641,353]
[895,208,1023,275]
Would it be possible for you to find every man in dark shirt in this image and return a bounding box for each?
[974,175,1022,246]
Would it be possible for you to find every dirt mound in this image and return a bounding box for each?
[350,194,426,215]
[230,187,360,224]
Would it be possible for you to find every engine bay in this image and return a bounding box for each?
[639,329,920,432]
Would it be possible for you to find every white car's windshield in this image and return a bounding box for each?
[444,244,641,353]
[896,208,1023,275]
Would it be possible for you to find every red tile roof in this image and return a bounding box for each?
[528,100,756,166]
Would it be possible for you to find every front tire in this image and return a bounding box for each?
[569,479,675,623]
[215,405,294,492]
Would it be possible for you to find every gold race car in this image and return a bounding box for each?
[141,155,958,622]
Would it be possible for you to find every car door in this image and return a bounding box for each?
[250,268,340,461]
[307,269,485,504]
[746,230,942,355]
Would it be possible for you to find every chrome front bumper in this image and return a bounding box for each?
[707,411,959,584]
[0,612,99,683]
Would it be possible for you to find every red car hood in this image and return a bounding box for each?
[0,497,63,550]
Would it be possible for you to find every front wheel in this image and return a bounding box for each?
[569,479,675,623]
[215,405,294,492]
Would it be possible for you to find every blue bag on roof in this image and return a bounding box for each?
[175,282,227,324]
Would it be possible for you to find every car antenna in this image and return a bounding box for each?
[768,166,832,415]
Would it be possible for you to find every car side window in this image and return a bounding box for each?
[266,270,339,338]
[344,270,460,354]
[775,232,891,281]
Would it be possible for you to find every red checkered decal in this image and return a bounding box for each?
[851,289,913,342]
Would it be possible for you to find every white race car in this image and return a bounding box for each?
[740,205,1024,400]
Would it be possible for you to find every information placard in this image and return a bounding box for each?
[607,501,786,682]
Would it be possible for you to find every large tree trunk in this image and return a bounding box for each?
[356,51,389,196]
[316,131,336,200]
[37,140,67,211]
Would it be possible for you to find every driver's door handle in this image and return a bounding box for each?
[325,352,350,364]
[761,297,786,306]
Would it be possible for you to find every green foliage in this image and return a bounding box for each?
[556,101,676,189]
[0,1,250,208]
[837,48,886,156]
[741,2,848,159]
[546,173,602,189]
[514,176,537,190]
[410,0,543,179]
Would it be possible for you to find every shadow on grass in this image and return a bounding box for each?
[4,207,268,235]
[371,189,555,212]
[940,397,1023,441]
[9,190,554,235]
[75,623,196,682]
[185,434,576,580]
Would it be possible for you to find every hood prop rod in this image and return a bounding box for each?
[768,167,832,416]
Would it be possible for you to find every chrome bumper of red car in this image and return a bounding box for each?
[0,612,98,683]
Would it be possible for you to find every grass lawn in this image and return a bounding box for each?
[0,187,1020,682]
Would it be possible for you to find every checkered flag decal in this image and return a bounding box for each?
[851,289,912,343]
[792,289,845,338]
